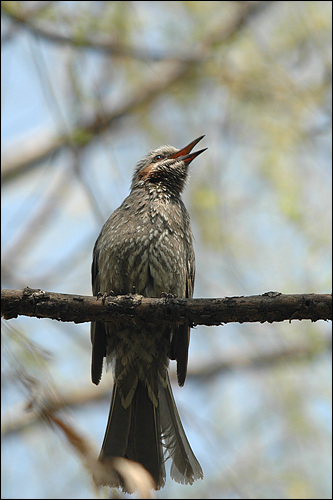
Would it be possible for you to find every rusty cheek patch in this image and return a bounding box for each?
[138,164,155,180]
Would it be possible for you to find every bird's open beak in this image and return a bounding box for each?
[169,135,207,165]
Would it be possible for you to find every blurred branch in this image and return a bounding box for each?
[2,0,166,61]
[1,388,154,496]
[28,33,106,221]
[2,1,272,60]
[1,160,73,267]
[2,332,331,437]
[2,288,332,324]
[1,1,274,183]
[1,131,64,182]
[1,2,55,44]
[1,381,109,436]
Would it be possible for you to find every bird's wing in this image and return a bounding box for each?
[170,237,195,386]
[91,240,106,385]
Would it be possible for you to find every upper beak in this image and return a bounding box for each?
[169,135,207,164]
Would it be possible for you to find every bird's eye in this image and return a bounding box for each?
[153,154,163,162]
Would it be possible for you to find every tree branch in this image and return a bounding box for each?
[1,288,331,325]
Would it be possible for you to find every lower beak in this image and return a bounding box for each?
[181,147,207,165]
[169,135,205,159]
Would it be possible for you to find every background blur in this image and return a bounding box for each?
[1,1,332,499]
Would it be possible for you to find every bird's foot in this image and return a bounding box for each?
[160,292,177,299]
[97,290,115,305]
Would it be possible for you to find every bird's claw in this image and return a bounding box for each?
[97,290,115,305]
[161,292,177,299]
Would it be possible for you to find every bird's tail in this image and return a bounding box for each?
[159,373,203,485]
[98,378,165,489]
[97,374,202,490]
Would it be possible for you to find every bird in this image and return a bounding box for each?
[91,136,206,491]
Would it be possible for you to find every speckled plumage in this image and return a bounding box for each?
[91,137,206,491]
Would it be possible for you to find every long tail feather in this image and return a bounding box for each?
[159,374,203,484]
[99,380,166,489]
[99,381,132,459]
[126,381,165,488]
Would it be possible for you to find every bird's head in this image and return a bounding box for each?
[131,136,207,195]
